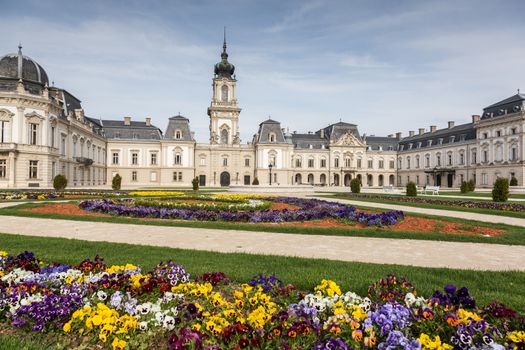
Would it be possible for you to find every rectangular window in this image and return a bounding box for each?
[173,172,178,181]
[223,158,228,166]
[448,154,452,166]
[0,121,6,143]
[379,160,384,169]
[150,171,157,182]
[131,152,138,165]
[389,160,394,169]
[511,147,517,161]
[29,160,38,179]
[483,150,488,163]
[51,126,55,147]
[174,154,182,165]
[200,157,207,166]
[415,158,419,168]
[460,153,464,165]
[0,159,6,178]
[496,130,501,137]
[308,159,314,168]
[334,158,339,168]
[416,175,419,185]
[150,153,157,165]
[511,128,517,135]
[321,159,326,168]
[112,152,119,165]
[472,151,477,164]
[368,160,373,168]
[30,123,38,145]
[178,172,183,181]
[244,158,250,167]
[131,171,137,181]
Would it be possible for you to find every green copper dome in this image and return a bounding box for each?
[214,36,235,79]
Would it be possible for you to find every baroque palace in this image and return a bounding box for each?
[0,41,523,189]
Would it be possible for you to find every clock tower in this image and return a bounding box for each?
[207,31,241,145]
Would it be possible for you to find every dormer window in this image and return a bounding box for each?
[417,142,422,148]
[460,134,466,142]
[400,145,404,151]
[175,130,182,139]
[115,132,120,139]
[388,146,393,151]
[408,143,413,150]
[133,133,139,139]
[268,133,276,143]
[427,140,432,147]
[449,136,455,143]
[438,138,443,145]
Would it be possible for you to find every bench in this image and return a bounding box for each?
[422,185,440,195]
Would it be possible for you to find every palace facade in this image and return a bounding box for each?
[0,42,523,189]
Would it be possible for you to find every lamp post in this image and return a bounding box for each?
[269,164,273,185]
[340,168,343,187]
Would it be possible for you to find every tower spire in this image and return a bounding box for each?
[223,26,227,53]
[17,42,23,79]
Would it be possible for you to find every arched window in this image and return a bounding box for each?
[175,130,182,139]
[221,85,228,102]
[510,144,518,161]
[220,129,229,144]
[174,153,182,165]
[269,133,276,143]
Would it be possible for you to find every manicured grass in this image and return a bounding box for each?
[0,334,61,350]
[1,233,524,312]
[2,201,525,245]
[438,191,525,199]
[327,194,525,219]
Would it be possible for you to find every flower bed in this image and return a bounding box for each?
[340,193,525,212]
[1,251,524,350]
[79,197,404,226]
[0,191,128,201]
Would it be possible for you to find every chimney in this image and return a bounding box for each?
[145,117,151,126]
[190,131,195,140]
[395,132,402,139]
[448,121,455,129]
[472,115,480,123]
[124,116,131,126]
[409,130,415,137]
[418,128,425,135]
[387,134,393,138]
[430,125,437,133]
[320,129,325,138]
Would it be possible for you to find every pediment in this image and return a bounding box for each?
[334,132,365,147]
[0,108,14,121]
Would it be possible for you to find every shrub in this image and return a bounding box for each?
[112,174,122,190]
[192,177,199,191]
[467,179,476,192]
[52,174,67,191]
[252,177,259,185]
[510,176,518,186]
[406,181,417,197]
[492,177,509,202]
[460,181,469,193]
[350,178,361,194]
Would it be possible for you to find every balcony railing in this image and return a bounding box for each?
[75,157,93,166]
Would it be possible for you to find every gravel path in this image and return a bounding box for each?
[0,214,523,271]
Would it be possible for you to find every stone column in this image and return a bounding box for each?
[8,151,16,188]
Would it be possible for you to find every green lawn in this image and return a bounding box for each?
[2,201,525,245]
[1,232,524,312]
[326,194,525,219]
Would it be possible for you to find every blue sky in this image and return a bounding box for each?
[1,0,524,142]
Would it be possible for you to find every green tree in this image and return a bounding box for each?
[406,181,417,197]
[492,177,509,202]
[52,175,67,191]
[192,176,199,191]
[350,178,361,194]
[112,174,122,191]
[510,176,518,186]
[460,181,469,193]
[252,177,259,185]
[467,179,476,192]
